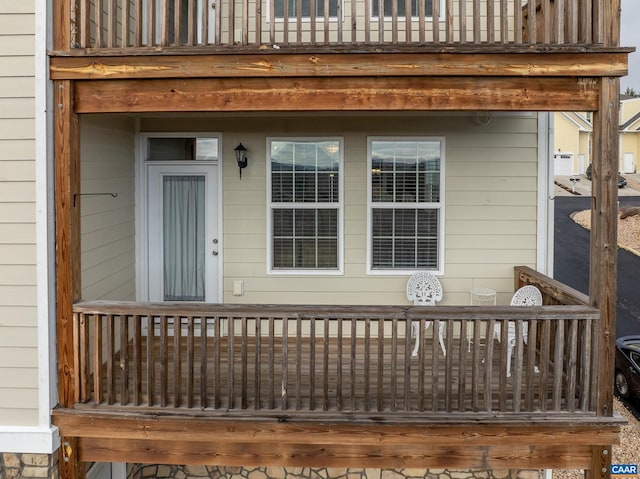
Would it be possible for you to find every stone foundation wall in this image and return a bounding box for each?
[0,453,58,479]
[127,465,544,479]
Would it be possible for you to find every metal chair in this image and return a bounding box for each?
[495,285,542,377]
[406,271,445,356]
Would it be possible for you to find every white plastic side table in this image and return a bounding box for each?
[468,288,497,350]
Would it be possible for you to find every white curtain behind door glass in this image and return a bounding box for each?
[163,175,205,301]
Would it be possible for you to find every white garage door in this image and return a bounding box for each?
[554,153,574,176]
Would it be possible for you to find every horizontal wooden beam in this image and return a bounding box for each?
[53,410,622,469]
[73,77,600,113]
[50,52,629,80]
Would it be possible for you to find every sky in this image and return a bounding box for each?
[621,0,640,92]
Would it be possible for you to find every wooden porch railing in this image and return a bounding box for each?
[68,0,607,51]
[72,298,599,416]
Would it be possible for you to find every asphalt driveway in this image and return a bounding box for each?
[553,196,640,338]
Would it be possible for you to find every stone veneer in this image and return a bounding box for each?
[127,465,544,479]
[0,453,58,479]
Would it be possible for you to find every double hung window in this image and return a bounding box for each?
[268,139,343,274]
[274,0,339,19]
[368,138,444,274]
[371,0,436,19]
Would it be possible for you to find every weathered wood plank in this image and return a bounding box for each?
[72,76,601,113]
[49,52,631,81]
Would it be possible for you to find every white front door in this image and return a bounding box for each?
[147,163,219,302]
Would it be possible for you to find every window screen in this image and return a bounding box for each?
[269,139,341,271]
[371,0,434,18]
[370,139,443,271]
[274,0,340,18]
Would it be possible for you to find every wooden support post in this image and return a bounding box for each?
[54,79,83,479]
[587,77,619,479]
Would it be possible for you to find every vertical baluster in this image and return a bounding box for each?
[391,0,397,43]
[242,0,249,44]
[403,318,411,412]
[486,0,494,43]
[579,0,591,43]
[108,0,117,47]
[228,316,236,409]
[106,314,115,404]
[120,314,129,405]
[524,320,538,411]
[444,320,454,412]
[417,319,425,411]
[364,318,371,411]
[296,316,302,410]
[336,0,342,43]
[268,317,275,409]
[377,318,384,411]
[147,0,156,44]
[404,0,412,43]
[431,0,439,43]
[187,0,195,45]
[514,0,522,43]
[214,315,221,408]
[146,314,154,406]
[458,319,468,412]
[121,0,131,46]
[323,0,330,44]
[133,315,141,406]
[498,319,508,411]
[200,317,209,408]
[458,0,466,42]
[390,318,397,411]
[201,0,209,44]
[566,318,579,411]
[295,0,302,44]
[513,320,525,413]
[160,315,168,407]
[173,316,181,407]
[94,314,103,405]
[281,317,288,410]
[417,0,424,43]
[161,0,170,45]
[282,0,289,44]
[309,318,316,411]
[79,0,90,47]
[555,0,565,43]
[351,318,357,411]
[215,0,222,44]
[174,0,182,44]
[445,0,453,43]
[323,317,329,411]
[500,0,507,43]
[378,0,384,44]
[351,0,357,43]
[567,0,578,43]
[269,0,275,45]
[77,312,89,403]
[134,0,143,46]
[187,316,195,409]
[336,318,343,411]
[579,319,593,411]
[542,0,551,44]
[310,0,317,44]
[95,0,104,47]
[538,319,551,411]
[592,0,602,45]
[254,317,261,409]
[552,320,565,411]
[473,0,481,43]
[471,319,481,411]
[484,319,496,412]
[255,0,262,46]
[241,316,248,409]
[430,318,439,411]
[526,0,536,44]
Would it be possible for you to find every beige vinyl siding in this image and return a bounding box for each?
[0,0,38,427]
[80,115,137,301]
[140,113,538,307]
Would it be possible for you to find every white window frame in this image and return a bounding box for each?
[370,0,445,21]
[366,136,445,276]
[266,137,344,275]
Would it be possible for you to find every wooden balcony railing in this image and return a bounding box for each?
[68,0,608,51]
[72,296,599,417]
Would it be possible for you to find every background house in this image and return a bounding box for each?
[554,96,640,176]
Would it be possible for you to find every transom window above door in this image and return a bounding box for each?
[367,137,445,275]
[267,138,343,274]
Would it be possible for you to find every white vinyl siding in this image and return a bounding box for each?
[81,115,137,301]
[0,0,38,427]
[140,113,539,307]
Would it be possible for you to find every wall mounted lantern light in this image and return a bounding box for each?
[235,143,248,178]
